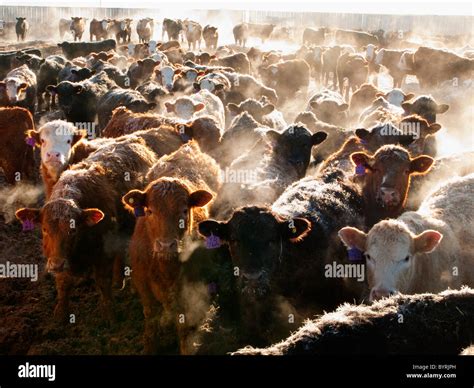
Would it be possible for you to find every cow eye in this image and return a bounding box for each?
[67,139,71,144]
[41,139,45,144]
[404,256,410,262]
[404,169,410,175]
[364,254,372,261]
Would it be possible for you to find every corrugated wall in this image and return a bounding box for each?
[0,6,471,35]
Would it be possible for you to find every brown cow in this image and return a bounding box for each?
[202,25,218,50]
[350,145,434,227]
[0,107,36,184]
[70,17,86,41]
[25,120,111,198]
[16,137,160,322]
[102,107,221,156]
[122,141,220,354]
[337,53,368,100]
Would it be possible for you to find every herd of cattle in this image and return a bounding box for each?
[0,15,473,354]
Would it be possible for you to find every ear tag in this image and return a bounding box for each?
[355,164,366,176]
[348,247,363,262]
[360,138,368,145]
[134,206,145,217]
[25,137,36,147]
[207,282,218,295]
[205,233,221,249]
[180,133,191,142]
[22,219,35,232]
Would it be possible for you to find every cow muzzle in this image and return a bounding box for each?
[370,286,396,301]
[46,257,68,273]
[152,239,182,259]
[240,270,270,297]
[378,187,401,207]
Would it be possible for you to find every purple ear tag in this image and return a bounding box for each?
[208,282,218,295]
[205,233,221,249]
[134,206,145,217]
[355,164,366,176]
[22,219,35,232]
[25,137,36,147]
[360,138,368,145]
[180,133,191,142]
[348,247,363,262]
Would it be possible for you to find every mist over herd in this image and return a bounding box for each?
[0,8,473,356]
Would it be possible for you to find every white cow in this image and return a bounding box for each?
[339,174,474,301]
[164,89,225,129]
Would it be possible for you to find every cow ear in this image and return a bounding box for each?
[25,129,41,146]
[70,17,74,20]
[404,92,415,101]
[194,102,205,112]
[226,103,240,114]
[46,85,57,93]
[122,189,147,212]
[401,101,412,113]
[18,82,28,91]
[214,83,225,91]
[280,217,311,242]
[351,151,373,168]
[72,130,86,145]
[193,82,200,91]
[338,227,367,251]
[436,104,449,114]
[427,123,441,135]
[413,230,443,254]
[409,155,434,174]
[265,130,280,144]
[57,43,63,47]
[309,100,318,109]
[0,81,5,89]
[74,85,84,94]
[338,103,349,111]
[262,104,275,115]
[355,128,371,141]
[189,190,213,208]
[375,92,385,98]
[16,208,41,225]
[312,131,327,146]
[165,102,175,112]
[198,220,229,240]
[82,208,104,227]
[174,69,182,76]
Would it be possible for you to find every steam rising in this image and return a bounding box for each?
[0,183,44,223]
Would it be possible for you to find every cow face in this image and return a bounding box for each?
[377,89,414,108]
[402,96,449,124]
[226,98,274,123]
[26,120,86,180]
[398,115,441,156]
[339,222,443,301]
[164,97,205,120]
[46,82,84,117]
[0,79,28,104]
[154,66,179,91]
[266,125,327,178]
[309,100,348,126]
[355,123,416,152]
[16,201,104,273]
[351,145,434,209]
[123,178,212,261]
[199,207,310,297]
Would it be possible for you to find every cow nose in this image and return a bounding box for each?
[153,239,179,255]
[46,258,66,273]
[370,287,395,301]
[46,152,61,161]
[380,187,399,205]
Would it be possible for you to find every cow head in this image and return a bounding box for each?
[199,206,310,297]
[26,120,86,180]
[226,98,274,124]
[123,177,212,261]
[309,99,348,126]
[398,115,441,156]
[351,145,433,212]
[16,200,104,273]
[164,97,205,120]
[46,82,84,116]
[266,125,327,178]
[402,95,449,124]
[376,89,414,108]
[339,221,443,301]
[0,79,28,104]
[154,65,179,91]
